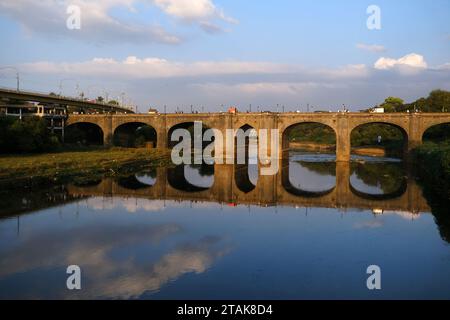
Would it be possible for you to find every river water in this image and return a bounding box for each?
[0,151,449,299]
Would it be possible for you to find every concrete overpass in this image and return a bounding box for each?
[67,112,450,161]
[0,87,133,114]
[67,161,430,214]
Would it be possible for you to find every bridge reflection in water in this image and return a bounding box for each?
[2,155,450,300]
[65,159,429,215]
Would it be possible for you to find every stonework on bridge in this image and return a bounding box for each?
[66,112,450,161]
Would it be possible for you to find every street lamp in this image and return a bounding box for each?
[0,66,20,91]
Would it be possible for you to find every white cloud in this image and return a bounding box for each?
[0,0,236,43]
[0,0,180,44]
[12,55,450,110]
[374,53,428,70]
[21,56,371,81]
[193,82,347,96]
[152,0,237,34]
[21,56,296,78]
[356,43,386,53]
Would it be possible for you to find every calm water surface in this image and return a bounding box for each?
[0,151,449,299]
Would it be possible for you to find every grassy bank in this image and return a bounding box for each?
[0,147,171,188]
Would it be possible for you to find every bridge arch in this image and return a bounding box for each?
[113,122,157,148]
[282,122,337,154]
[65,122,104,145]
[350,122,408,158]
[422,122,450,143]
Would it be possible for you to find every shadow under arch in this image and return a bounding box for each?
[422,122,450,143]
[168,121,211,149]
[350,122,408,159]
[234,124,258,193]
[167,164,213,193]
[281,158,336,198]
[65,122,104,145]
[113,122,157,148]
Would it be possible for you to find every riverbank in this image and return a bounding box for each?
[289,142,389,157]
[289,142,335,152]
[0,147,171,188]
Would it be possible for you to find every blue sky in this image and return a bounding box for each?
[0,0,449,111]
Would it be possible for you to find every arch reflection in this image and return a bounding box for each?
[350,161,407,200]
[282,152,336,198]
[167,164,214,192]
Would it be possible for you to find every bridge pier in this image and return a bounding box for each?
[336,115,351,162]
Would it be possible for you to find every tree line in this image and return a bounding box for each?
[0,116,60,153]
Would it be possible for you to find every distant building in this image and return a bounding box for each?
[371,107,385,113]
[228,107,238,114]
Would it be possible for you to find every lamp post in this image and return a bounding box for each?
[58,78,78,96]
[0,66,20,91]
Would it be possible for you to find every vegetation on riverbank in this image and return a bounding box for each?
[0,116,60,153]
[413,143,450,242]
[0,147,171,188]
[413,143,450,200]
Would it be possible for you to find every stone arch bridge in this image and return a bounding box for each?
[67,112,450,161]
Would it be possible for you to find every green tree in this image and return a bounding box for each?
[428,90,450,112]
[0,116,60,153]
[380,97,404,112]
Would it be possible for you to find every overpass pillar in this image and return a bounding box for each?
[336,114,351,162]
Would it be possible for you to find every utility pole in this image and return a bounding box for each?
[0,66,20,91]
